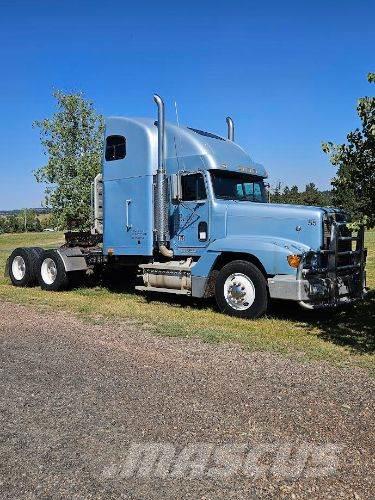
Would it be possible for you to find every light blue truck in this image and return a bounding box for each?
[7,95,367,318]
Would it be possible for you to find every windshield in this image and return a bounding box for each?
[210,170,267,203]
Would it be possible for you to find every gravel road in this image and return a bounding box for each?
[0,300,374,499]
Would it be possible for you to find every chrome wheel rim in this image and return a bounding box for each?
[224,273,255,311]
[41,258,57,285]
[12,256,26,281]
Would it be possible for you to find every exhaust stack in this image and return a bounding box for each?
[226,116,234,141]
[153,94,173,258]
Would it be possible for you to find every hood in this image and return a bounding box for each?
[222,201,330,252]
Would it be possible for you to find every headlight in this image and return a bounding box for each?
[308,253,319,271]
[287,252,319,271]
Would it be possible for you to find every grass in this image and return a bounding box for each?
[0,231,374,374]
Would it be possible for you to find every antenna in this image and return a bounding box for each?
[174,100,180,128]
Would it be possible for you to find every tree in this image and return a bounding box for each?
[5,214,21,233]
[322,73,375,227]
[301,183,321,206]
[270,182,283,203]
[282,186,291,201]
[0,210,42,233]
[269,183,332,206]
[39,213,54,231]
[290,185,300,204]
[23,210,42,232]
[34,91,104,230]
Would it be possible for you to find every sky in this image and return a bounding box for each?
[0,0,373,210]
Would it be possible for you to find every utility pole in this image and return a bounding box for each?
[24,209,27,233]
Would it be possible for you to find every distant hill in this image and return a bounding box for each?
[0,208,51,216]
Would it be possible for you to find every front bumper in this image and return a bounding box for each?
[268,271,367,309]
[268,223,367,309]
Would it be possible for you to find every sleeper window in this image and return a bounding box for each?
[105,135,126,161]
[181,174,206,201]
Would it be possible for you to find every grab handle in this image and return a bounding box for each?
[125,199,132,230]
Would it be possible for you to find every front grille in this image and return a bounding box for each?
[323,219,331,248]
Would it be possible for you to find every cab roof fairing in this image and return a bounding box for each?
[105,116,268,178]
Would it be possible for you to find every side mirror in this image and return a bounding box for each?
[171,173,182,202]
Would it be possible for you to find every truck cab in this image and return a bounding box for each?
[7,95,368,319]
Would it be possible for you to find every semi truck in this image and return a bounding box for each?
[6,95,367,319]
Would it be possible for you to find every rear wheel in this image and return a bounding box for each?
[215,260,268,319]
[8,247,42,287]
[38,250,69,291]
[29,247,44,276]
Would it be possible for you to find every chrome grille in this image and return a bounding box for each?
[323,219,331,248]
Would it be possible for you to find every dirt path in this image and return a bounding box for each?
[0,301,373,499]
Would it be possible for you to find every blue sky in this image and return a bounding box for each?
[0,0,373,210]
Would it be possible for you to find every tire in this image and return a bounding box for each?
[215,260,268,319]
[38,250,69,291]
[29,247,44,277]
[8,247,42,287]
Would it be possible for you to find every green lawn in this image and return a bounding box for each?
[1,231,374,374]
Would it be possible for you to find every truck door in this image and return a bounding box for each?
[171,172,210,253]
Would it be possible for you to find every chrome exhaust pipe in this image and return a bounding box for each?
[226,116,234,141]
[153,94,173,258]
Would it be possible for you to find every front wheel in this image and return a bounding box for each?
[215,260,268,319]
[38,250,69,291]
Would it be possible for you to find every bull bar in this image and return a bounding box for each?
[298,221,367,310]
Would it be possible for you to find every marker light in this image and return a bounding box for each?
[287,254,302,268]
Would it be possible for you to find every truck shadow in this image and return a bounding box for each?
[102,272,374,355]
[270,291,375,355]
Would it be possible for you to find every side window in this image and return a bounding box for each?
[105,135,126,161]
[181,173,206,201]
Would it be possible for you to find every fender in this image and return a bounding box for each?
[206,236,311,276]
[56,247,88,273]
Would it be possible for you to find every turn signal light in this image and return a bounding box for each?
[287,254,301,268]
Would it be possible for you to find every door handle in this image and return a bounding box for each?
[125,199,132,230]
